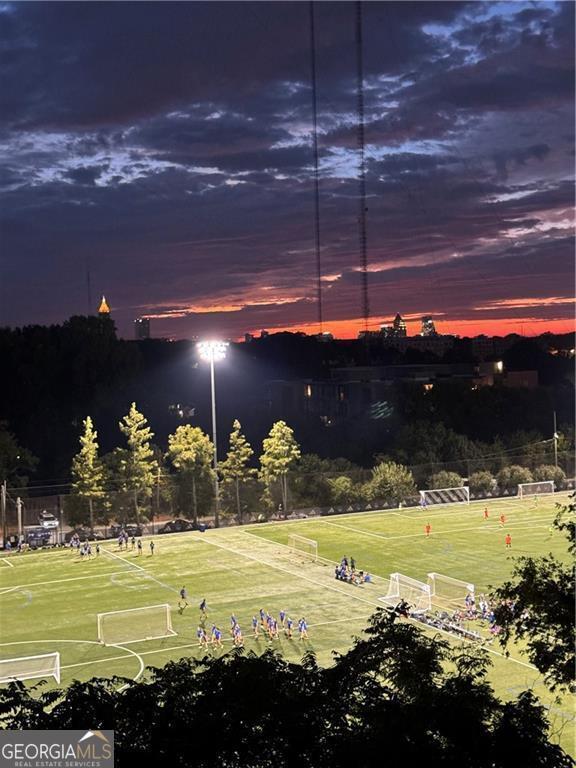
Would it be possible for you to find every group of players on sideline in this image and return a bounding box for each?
[334,555,373,585]
[177,590,310,649]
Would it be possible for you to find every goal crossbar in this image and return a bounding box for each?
[420,487,469,506]
[427,572,475,603]
[0,652,60,684]
[517,481,554,499]
[287,533,318,561]
[380,572,431,614]
[97,603,176,646]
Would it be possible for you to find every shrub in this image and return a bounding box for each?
[497,465,533,491]
[468,470,495,496]
[427,471,463,490]
[533,465,567,487]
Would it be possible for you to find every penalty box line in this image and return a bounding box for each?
[59,613,375,672]
[101,547,179,595]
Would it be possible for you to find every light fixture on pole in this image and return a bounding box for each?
[197,340,229,527]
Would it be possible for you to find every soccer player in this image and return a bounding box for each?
[212,627,223,648]
[199,598,207,615]
[149,540,155,556]
[230,614,237,635]
[95,543,100,556]
[420,495,428,510]
[252,615,259,638]
[179,586,189,613]
[117,534,124,550]
[350,556,356,571]
[259,608,266,627]
[499,514,506,528]
[197,626,207,647]
[233,624,243,647]
[131,536,136,551]
[505,533,512,549]
[279,609,286,627]
[425,523,431,538]
[137,539,143,556]
[298,618,309,640]
[285,616,294,638]
[483,507,489,520]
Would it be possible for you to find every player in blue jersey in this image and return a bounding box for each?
[212,627,223,648]
[259,608,266,626]
[178,586,189,613]
[285,616,294,638]
[197,626,207,648]
[252,615,259,638]
[229,614,237,635]
[279,609,286,627]
[298,618,309,640]
[233,623,244,647]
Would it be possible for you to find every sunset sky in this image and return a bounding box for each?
[1,1,574,340]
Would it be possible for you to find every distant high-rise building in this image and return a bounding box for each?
[421,315,437,337]
[392,313,407,337]
[134,317,150,340]
[98,295,110,316]
[260,329,269,339]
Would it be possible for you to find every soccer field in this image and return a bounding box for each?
[0,493,573,753]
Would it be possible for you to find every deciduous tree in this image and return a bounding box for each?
[219,420,255,522]
[167,425,214,524]
[118,403,157,520]
[259,421,301,514]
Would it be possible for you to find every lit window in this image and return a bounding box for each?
[305,384,312,398]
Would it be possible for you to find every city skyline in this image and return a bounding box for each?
[1,2,574,340]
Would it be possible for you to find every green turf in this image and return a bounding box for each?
[0,493,573,754]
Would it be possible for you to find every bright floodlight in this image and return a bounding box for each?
[197,340,228,362]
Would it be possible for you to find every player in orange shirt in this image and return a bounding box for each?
[505,533,512,549]
[425,523,431,538]
[483,507,489,519]
[499,514,506,527]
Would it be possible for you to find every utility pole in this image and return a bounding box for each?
[16,497,22,542]
[1,481,6,546]
[553,411,558,469]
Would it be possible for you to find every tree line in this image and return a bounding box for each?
[63,404,573,529]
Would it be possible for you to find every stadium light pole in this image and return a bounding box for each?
[197,341,228,528]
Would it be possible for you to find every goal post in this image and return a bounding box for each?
[420,487,470,506]
[0,652,60,684]
[427,572,475,606]
[97,604,176,646]
[517,481,554,499]
[380,572,431,614]
[287,533,318,561]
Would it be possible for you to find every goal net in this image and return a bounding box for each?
[517,481,554,499]
[0,652,60,684]
[427,572,475,607]
[287,533,318,561]
[380,572,431,614]
[420,487,469,506]
[97,604,176,646]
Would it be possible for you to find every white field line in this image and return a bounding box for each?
[193,534,387,612]
[0,558,14,568]
[101,548,179,595]
[261,493,570,529]
[59,613,374,672]
[0,570,136,593]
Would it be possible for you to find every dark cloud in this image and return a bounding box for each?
[0,1,573,338]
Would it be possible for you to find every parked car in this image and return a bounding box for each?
[109,523,143,538]
[25,527,53,548]
[158,518,211,534]
[64,527,105,543]
[158,518,195,534]
[38,510,59,529]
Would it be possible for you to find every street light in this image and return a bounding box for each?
[197,340,229,527]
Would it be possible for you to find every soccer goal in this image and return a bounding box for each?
[97,604,176,646]
[0,652,60,684]
[517,481,554,499]
[427,573,475,606]
[287,533,318,561]
[380,573,431,614]
[420,487,470,506]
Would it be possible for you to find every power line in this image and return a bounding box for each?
[355,1,370,332]
[309,1,323,333]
